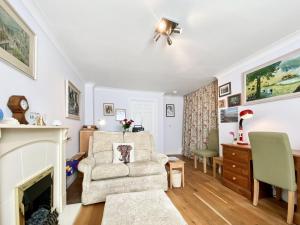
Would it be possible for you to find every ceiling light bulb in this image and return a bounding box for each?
[158,20,167,33]
[172,90,178,94]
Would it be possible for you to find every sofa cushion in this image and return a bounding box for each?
[94,151,113,164]
[127,161,165,177]
[93,132,123,152]
[123,132,154,161]
[113,143,135,163]
[92,163,129,180]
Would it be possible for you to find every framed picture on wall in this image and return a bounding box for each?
[219,82,231,97]
[220,107,238,123]
[65,80,80,120]
[166,104,175,117]
[0,0,36,79]
[244,49,300,104]
[218,99,226,108]
[115,108,126,121]
[227,94,242,107]
[103,103,114,116]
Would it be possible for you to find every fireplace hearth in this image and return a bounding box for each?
[26,208,58,225]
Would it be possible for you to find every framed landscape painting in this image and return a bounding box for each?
[0,0,36,79]
[228,94,241,107]
[219,82,231,97]
[65,80,80,120]
[220,107,238,123]
[244,50,300,104]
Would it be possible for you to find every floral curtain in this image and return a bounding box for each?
[182,80,218,157]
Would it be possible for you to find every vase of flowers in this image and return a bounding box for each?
[121,119,134,141]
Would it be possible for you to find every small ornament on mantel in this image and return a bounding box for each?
[36,114,46,126]
[7,95,29,124]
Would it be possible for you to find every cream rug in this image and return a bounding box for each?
[59,203,81,225]
[101,190,187,225]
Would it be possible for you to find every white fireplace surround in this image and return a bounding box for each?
[0,125,68,225]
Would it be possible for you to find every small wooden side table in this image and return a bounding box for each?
[166,160,185,189]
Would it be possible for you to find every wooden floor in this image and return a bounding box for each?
[70,157,290,225]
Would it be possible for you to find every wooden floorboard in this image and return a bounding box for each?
[70,157,290,225]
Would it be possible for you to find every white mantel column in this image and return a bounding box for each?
[84,83,95,125]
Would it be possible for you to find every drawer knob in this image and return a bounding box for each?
[232,177,236,181]
[232,164,236,168]
[232,152,236,156]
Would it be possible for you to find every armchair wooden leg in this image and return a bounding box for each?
[194,155,198,169]
[275,187,282,201]
[213,158,216,178]
[203,157,207,173]
[253,179,259,206]
[287,191,295,224]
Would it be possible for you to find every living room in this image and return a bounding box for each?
[1,0,300,225]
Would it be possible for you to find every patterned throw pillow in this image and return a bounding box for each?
[113,143,135,163]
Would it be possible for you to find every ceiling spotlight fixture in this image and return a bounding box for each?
[154,18,182,46]
[167,36,172,46]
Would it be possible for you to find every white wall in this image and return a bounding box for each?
[0,0,84,158]
[90,87,184,154]
[217,31,300,153]
[84,83,95,125]
[163,96,184,155]
[93,87,165,153]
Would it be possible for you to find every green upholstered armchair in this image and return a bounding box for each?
[249,132,296,224]
[193,129,219,173]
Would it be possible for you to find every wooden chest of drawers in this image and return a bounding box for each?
[222,144,252,199]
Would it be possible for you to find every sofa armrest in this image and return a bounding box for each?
[151,152,169,166]
[78,157,96,187]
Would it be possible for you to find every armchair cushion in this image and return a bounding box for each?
[151,152,169,166]
[127,161,165,177]
[91,163,129,180]
[194,149,218,157]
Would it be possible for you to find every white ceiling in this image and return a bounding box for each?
[30,0,300,95]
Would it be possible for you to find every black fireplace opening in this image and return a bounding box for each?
[22,173,58,225]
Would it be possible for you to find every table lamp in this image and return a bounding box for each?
[238,109,254,145]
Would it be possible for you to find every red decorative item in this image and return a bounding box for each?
[121,118,134,131]
[238,109,254,145]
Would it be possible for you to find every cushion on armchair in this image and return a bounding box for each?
[91,163,129,180]
[127,161,165,177]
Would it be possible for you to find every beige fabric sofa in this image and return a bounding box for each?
[78,131,168,205]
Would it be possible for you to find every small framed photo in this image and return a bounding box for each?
[227,94,242,107]
[103,103,114,116]
[218,99,226,108]
[166,104,175,117]
[220,107,238,123]
[219,82,231,97]
[65,80,80,120]
[115,108,126,121]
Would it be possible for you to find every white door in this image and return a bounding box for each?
[129,99,158,144]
